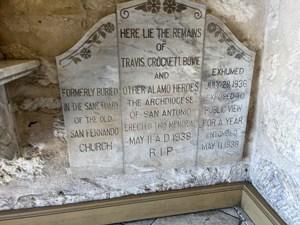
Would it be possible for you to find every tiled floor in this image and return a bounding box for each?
[112,207,255,225]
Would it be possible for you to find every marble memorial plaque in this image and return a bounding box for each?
[117,0,206,173]
[197,14,255,165]
[56,14,123,176]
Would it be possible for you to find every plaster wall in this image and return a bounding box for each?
[250,0,300,224]
[3,0,294,223]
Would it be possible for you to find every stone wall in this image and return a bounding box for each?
[2,0,291,221]
[250,0,300,224]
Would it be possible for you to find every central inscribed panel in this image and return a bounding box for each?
[117,0,206,173]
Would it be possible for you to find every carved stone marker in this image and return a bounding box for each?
[117,0,206,173]
[197,14,255,165]
[56,2,256,175]
[56,14,123,176]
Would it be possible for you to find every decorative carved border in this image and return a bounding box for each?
[0,182,286,225]
[207,22,253,62]
[120,0,202,20]
[58,22,115,68]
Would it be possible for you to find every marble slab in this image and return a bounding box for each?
[0,85,18,160]
[56,14,123,176]
[0,60,40,85]
[117,0,206,173]
[197,14,255,165]
[0,59,40,160]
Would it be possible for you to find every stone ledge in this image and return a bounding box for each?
[0,60,40,85]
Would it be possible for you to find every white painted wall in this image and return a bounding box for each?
[250,0,300,224]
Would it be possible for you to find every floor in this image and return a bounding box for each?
[112,207,255,225]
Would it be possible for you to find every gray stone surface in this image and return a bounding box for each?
[0,85,18,160]
[0,159,249,209]
[251,156,300,225]
[56,14,123,177]
[0,59,40,160]
[198,14,255,166]
[112,207,254,225]
[219,207,239,218]
[117,0,206,173]
[234,207,255,225]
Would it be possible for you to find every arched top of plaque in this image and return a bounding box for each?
[55,13,123,177]
[197,14,255,166]
[57,14,117,69]
[205,14,255,63]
